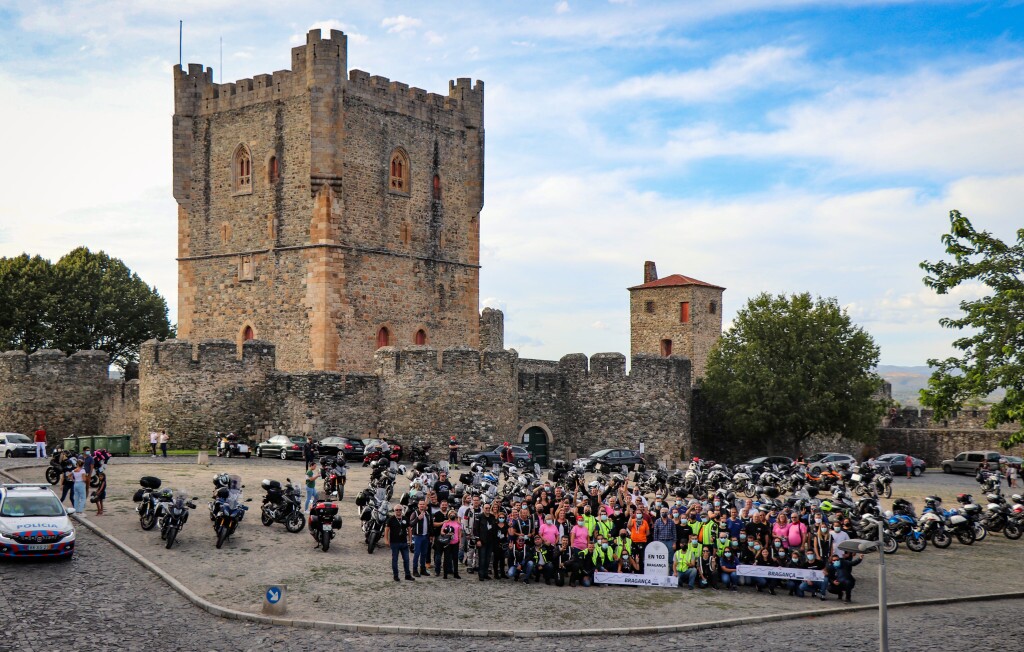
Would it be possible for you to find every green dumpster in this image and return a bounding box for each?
[106,435,132,457]
[92,436,111,453]
[62,436,95,452]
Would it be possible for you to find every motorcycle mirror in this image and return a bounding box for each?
[192,497,198,501]
[245,498,253,502]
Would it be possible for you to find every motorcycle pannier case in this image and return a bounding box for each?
[360,507,372,521]
[261,479,282,492]
[139,476,162,490]
[311,502,339,517]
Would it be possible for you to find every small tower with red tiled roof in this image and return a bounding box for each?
[628,261,724,384]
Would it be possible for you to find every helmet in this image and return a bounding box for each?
[588,481,600,491]
[819,500,834,512]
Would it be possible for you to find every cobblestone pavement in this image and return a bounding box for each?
[1,528,1022,652]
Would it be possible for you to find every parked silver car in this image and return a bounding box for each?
[941,450,1002,475]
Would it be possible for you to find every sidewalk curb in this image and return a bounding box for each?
[4,464,1023,637]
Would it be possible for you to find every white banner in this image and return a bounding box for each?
[736,564,825,582]
[594,572,678,588]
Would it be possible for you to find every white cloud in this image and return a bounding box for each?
[424,30,445,46]
[381,15,422,34]
[662,59,1024,178]
[591,321,608,330]
[609,45,808,102]
[555,1,571,14]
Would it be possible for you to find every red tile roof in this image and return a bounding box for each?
[628,274,725,291]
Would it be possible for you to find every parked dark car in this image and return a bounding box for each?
[872,453,926,477]
[739,456,794,474]
[463,445,533,468]
[572,448,645,472]
[317,436,365,461]
[256,435,308,460]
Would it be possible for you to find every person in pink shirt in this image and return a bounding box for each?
[772,512,792,547]
[570,519,589,552]
[539,513,559,546]
[441,510,462,579]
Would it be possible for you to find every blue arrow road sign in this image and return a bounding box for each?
[266,586,281,604]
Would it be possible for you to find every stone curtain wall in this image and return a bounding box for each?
[520,353,693,464]
[0,349,115,442]
[264,371,379,439]
[374,346,518,457]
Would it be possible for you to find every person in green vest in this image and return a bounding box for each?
[673,533,701,589]
[698,513,717,545]
[595,511,614,541]
[613,529,633,572]
[581,506,598,539]
[714,529,730,556]
[594,535,617,571]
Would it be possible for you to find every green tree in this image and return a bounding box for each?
[920,210,1024,447]
[0,254,54,353]
[48,247,173,369]
[702,292,884,455]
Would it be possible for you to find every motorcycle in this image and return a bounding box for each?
[320,456,348,500]
[308,500,342,551]
[134,475,171,531]
[368,459,399,500]
[210,474,251,548]
[357,487,390,554]
[216,433,251,459]
[410,442,432,464]
[158,490,197,549]
[853,513,898,554]
[45,448,75,485]
[260,478,305,533]
[363,440,402,466]
[983,493,1023,540]
[886,506,927,552]
[955,493,988,542]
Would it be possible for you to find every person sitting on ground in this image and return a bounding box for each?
[826,553,864,602]
[697,545,718,590]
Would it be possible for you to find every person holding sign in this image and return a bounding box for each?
[799,550,828,600]
[719,547,739,591]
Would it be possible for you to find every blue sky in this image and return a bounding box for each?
[1,0,1022,366]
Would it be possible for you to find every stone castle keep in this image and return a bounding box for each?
[0,29,707,462]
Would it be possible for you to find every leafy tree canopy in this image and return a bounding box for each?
[0,247,173,369]
[920,210,1024,447]
[702,292,884,456]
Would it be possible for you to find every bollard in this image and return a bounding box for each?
[197,450,210,466]
[262,584,287,615]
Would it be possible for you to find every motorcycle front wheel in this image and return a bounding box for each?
[955,529,975,546]
[854,485,865,496]
[931,530,952,549]
[140,508,157,531]
[905,535,927,552]
[1004,523,1022,540]
[165,527,178,549]
[883,483,893,499]
[285,511,305,533]
[743,485,756,498]
[973,523,987,542]
[45,467,60,485]
[367,530,381,554]
[261,511,273,527]
[216,526,228,549]
[882,535,898,554]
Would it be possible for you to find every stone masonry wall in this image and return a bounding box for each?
[630,285,722,384]
[521,352,692,463]
[0,349,117,444]
[374,346,518,458]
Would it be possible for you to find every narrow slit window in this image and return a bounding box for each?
[680,302,690,323]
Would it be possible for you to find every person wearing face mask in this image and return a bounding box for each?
[593,535,618,572]
[538,513,558,546]
[629,511,650,559]
[771,537,788,563]
[573,541,598,587]
[595,510,614,541]
[611,505,627,534]
[697,545,719,590]
[673,534,701,589]
[570,515,590,553]
[494,510,509,579]
[613,529,633,572]
[813,520,833,560]
[697,512,716,546]
[555,535,574,586]
[800,549,828,600]
[532,534,556,584]
[751,546,778,594]
[785,549,806,595]
[826,553,864,602]
[746,512,769,549]
[714,529,730,557]
[718,545,739,591]
[581,506,597,539]
[653,509,676,553]
[830,521,851,558]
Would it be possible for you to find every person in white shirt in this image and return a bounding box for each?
[830,522,851,558]
[149,432,158,457]
[158,431,169,457]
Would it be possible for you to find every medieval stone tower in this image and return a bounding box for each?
[172,29,485,372]
[629,261,724,384]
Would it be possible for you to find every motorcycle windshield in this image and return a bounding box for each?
[374,487,387,503]
[227,475,243,491]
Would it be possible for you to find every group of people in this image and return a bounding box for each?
[57,446,107,516]
[381,471,865,600]
[148,430,170,457]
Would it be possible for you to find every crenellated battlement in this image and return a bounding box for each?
[346,69,483,125]
[375,345,516,377]
[0,349,109,380]
[140,338,276,371]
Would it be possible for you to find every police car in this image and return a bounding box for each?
[0,484,76,559]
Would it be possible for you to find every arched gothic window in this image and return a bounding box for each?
[414,329,427,345]
[376,326,391,349]
[389,149,410,194]
[233,144,252,193]
[243,326,255,341]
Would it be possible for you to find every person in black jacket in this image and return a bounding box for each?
[751,546,778,595]
[554,535,574,587]
[532,534,556,585]
[826,553,864,602]
[800,550,828,600]
[785,549,806,595]
[506,537,535,583]
[473,503,499,581]
[697,545,719,590]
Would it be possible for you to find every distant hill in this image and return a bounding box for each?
[876,364,1004,407]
